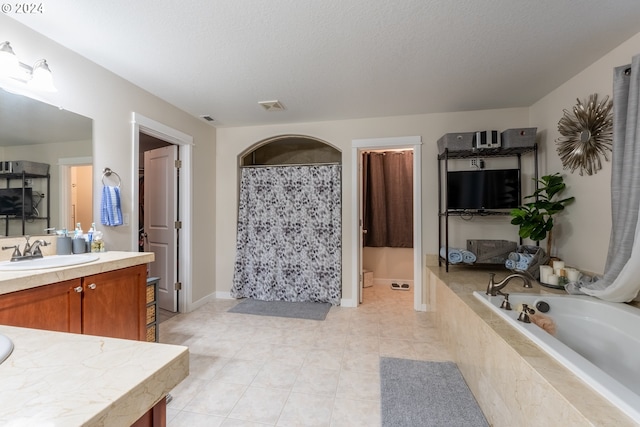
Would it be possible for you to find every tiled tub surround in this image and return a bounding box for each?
[474,292,640,420]
[429,266,639,426]
[0,324,189,425]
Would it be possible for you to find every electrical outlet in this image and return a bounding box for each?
[470,158,484,169]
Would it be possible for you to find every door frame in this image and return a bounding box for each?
[351,136,424,311]
[131,113,194,314]
[59,156,93,232]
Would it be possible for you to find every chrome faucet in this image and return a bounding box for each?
[1,236,49,262]
[28,239,50,257]
[486,271,533,296]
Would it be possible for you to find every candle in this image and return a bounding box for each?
[553,260,565,270]
[547,274,559,286]
[539,265,553,283]
[566,268,580,282]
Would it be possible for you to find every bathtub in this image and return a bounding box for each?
[473,291,640,422]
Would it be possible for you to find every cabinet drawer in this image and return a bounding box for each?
[146,304,156,325]
[145,284,155,304]
[146,324,157,342]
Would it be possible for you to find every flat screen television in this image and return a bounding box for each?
[447,169,520,211]
[0,188,34,216]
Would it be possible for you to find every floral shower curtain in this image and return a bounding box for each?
[231,165,342,305]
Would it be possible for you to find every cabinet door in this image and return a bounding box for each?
[82,264,146,340]
[0,279,82,333]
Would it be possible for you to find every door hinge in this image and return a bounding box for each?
[175,159,182,168]
[174,220,182,229]
[174,281,182,291]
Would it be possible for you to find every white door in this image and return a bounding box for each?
[144,145,179,312]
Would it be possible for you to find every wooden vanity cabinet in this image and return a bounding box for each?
[82,264,146,340]
[0,278,83,333]
[0,264,147,341]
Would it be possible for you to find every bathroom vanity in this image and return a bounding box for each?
[0,251,188,426]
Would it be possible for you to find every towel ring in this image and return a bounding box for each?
[102,167,121,188]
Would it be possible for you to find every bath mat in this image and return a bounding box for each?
[380,357,489,427]
[228,298,331,321]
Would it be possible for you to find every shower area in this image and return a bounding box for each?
[361,149,414,301]
[231,135,343,305]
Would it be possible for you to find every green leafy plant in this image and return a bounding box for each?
[510,173,575,255]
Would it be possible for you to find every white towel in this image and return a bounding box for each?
[101,185,123,226]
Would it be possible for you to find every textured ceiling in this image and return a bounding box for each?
[8,0,640,127]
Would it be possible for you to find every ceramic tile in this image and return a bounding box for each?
[169,410,226,427]
[163,283,451,426]
[227,386,290,424]
[183,381,248,417]
[330,397,380,427]
[277,392,334,427]
[251,361,301,389]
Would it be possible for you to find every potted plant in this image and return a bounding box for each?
[510,173,575,256]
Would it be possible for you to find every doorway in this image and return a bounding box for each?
[361,149,414,305]
[132,113,193,314]
[59,157,93,233]
[351,136,423,311]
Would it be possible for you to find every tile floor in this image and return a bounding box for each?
[160,283,452,426]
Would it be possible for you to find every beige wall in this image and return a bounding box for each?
[530,32,640,273]
[215,108,531,303]
[3,15,217,306]
[363,247,413,281]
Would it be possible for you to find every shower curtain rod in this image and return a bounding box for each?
[240,162,341,168]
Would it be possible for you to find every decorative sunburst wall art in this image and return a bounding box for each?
[556,94,613,176]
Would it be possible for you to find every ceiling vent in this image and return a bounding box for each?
[200,115,215,122]
[258,100,286,111]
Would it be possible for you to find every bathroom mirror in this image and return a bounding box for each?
[0,87,93,236]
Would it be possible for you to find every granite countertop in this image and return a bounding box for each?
[0,324,188,426]
[0,251,155,295]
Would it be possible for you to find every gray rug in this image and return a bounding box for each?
[380,358,489,427]
[228,298,331,321]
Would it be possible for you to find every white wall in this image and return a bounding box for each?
[215,108,530,302]
[530,32,640,273]
[2,16,217,305]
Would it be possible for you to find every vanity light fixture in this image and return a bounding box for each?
[0,41,57,92]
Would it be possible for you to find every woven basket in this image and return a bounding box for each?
[507,245,549,279]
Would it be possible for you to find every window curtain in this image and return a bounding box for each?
[231,165,342,305]
[579,54,640,302]
[362,151,413,248]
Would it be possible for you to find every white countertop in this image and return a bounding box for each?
[0,251,155,295]
[0,324,188,426]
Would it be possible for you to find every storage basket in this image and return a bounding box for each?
[501,128,537,149]
[506,245,549,279]
[437,132,476,154]
[466,239,517,264]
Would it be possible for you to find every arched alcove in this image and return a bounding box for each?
[240,134,341,166]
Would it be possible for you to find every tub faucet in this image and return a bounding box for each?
[486,271,533,296]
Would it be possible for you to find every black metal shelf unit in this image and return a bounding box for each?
[1,171,51,236]
[437,145,538,271]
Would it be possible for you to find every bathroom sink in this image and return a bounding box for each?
[0,334,13,364]
[0,254,99,271]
